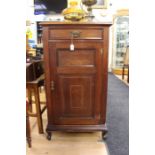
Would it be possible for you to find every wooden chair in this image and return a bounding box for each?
[122,46,129,83]
[26,60,46,134]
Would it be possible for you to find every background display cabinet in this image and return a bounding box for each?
[111,9,129,74]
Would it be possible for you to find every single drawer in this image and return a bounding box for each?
[49,29,103,40]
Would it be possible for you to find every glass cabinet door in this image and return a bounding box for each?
[112,10,129,73]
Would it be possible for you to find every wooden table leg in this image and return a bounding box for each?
[27,89,32,112]
[122,65,125,80]
[26,115,32,148]
[127,65,129,83]
[34,85,44,134]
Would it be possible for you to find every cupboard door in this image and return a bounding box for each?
[49,42,102,125]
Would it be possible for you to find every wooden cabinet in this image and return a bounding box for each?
[40,21,112,140]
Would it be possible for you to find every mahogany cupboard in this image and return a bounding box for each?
[40,21,112,140]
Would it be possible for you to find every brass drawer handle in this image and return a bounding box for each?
[70,31,81,38]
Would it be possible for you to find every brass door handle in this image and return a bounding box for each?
[51,81,55,91]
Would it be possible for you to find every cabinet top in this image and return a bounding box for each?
[39,21,112,27]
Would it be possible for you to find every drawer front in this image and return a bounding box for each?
[49,29,103,40]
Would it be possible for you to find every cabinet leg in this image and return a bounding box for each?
[102,130,108,140]
[46,131,52,140]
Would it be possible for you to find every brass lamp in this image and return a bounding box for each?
[82,0,97,19]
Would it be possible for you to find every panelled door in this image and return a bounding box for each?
[49,41,102,125]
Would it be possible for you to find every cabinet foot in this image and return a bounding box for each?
[46,132,52,140]
[102,130,108,140]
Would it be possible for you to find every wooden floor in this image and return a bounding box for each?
[26,90,109,155]
[114,74,129,86]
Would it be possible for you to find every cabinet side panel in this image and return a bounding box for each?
[101,26,110,123]
[42,26,53,123]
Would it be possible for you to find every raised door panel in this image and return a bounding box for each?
[49,42,102,125]
[57,75,95,117]
[57,50,95,66]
